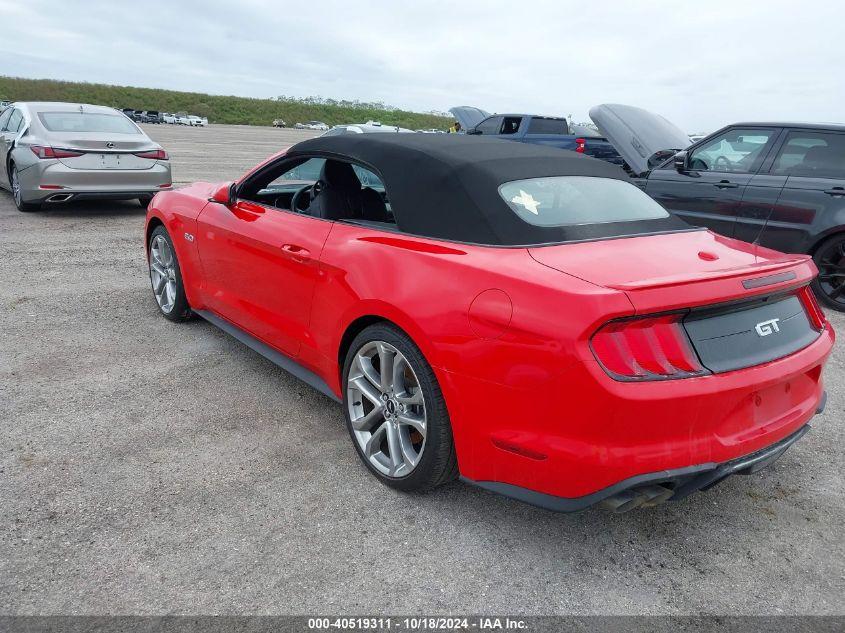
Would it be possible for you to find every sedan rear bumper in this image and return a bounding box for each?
[17,159,171,203]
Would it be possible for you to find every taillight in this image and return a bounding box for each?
[30,146,84,159]
[574,138,586,153]
[590,313,709,381]
[135,149,168,160]
[798,286,826,330]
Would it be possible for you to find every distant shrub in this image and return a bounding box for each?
[0,76,450,130]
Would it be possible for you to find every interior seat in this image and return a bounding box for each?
[307,160,363,220]
[360,187,390,222]
[795,145,832,174]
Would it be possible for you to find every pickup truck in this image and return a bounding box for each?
[449,106,624,166]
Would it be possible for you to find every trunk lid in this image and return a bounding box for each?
[449,106,490,131]
[589,103,691,175]
[50,132,161,170]
[528,229,816,314]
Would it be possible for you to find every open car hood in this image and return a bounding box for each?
[449,106,490,131]
[589,103,692,175]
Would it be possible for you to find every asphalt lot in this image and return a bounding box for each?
[1,123,843,615]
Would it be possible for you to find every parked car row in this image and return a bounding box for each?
[122,109,207,126]
[322,121,413,136]
[294,121,329,131]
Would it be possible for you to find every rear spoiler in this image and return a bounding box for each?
[607,256,812,292]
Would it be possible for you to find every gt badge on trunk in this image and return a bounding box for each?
[755,318,781,337]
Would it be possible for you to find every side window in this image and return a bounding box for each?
[352,164,384,188]
[500,117,522,135]
[268,157,326,186]
[689,128,775,173]
[0,108,12,131]
[527,117,569,135]
[771,131,845,179]
[5,109,22,133]
[241,157,326,209]
[474,116,503,135]
[242,157,393,224]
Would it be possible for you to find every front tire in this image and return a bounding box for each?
[812,234,845,311]
[10,164,40,212]
[148,225,192,322]
[342,323,458,492]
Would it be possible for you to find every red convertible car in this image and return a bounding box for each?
[145,135,834,512]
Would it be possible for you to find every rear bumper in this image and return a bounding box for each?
[447,324,834,504]
[463,420,817,512]
[18,160,171,202]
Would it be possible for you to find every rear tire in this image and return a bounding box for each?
[148,225,192,322]
[10,164,40,212]
[342,323,458,492]
[138,195,154,208]
[811,234,845,311]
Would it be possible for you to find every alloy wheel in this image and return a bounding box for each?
[149,234,178,313]
[11,167,21,206]
[816,237,845,308]
[347,340,427,478]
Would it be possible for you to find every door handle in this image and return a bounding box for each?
[281,244,311,262]
[824,188,845,197]
[714,180,739,189]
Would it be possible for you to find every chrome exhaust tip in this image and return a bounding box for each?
[600,484,675,513]
[46,193,73,203]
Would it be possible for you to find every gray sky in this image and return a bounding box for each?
[2,0,842,132]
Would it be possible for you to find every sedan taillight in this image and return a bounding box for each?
[134,149,169,160]
[590,313,709,381]
[30,146,84,159]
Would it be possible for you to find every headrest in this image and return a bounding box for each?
[321,160,361,189]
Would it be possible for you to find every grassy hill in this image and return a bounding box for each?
[0,76,450,130]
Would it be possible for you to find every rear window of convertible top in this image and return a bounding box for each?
[38,112,141,135]
[499,176,669,227]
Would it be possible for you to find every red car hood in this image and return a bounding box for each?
[529,229,816,313]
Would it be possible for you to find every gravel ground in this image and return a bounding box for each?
[1,123,843,615]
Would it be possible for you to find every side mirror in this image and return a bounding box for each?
[466,128,481,135]
[211,182,237,206]
[673,151,688,172]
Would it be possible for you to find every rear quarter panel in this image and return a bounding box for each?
[308,223,634,473]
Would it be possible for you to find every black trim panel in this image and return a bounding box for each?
[195,309,341,403]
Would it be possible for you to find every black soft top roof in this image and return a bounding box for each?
[288,134,687,246]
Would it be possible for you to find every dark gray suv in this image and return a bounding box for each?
[591,104,845,311]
